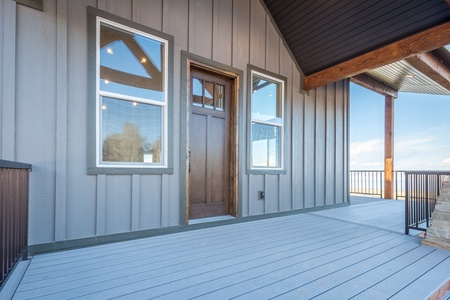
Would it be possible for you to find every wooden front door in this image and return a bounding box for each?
[189,68,231,219]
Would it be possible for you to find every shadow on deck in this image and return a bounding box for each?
[7,196,450,299]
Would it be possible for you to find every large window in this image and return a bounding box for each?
[249,68,286,173]
[88,11,173,174]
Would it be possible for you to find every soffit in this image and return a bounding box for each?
[263,0,450,76]
[366,55,450,96]
[263,0,450,95]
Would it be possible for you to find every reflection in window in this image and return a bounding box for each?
[251,123,281,167]
[100,24,165,101]
[101,97,162,163]
[192,78,203,106]
[250,71,284,169]
[191,77,225,111]
[97,19,168,167]
[204,81,214,109]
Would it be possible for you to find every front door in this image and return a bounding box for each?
[189,68,231,219]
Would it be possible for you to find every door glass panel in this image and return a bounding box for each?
[251,75,282,124]
[192,78,203,107]
[216,84,224,111]
[204,81,214,109]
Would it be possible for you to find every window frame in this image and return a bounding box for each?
[87,7,174,175]
[247,65,287,175]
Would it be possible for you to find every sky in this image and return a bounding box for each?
[350,83,450,171]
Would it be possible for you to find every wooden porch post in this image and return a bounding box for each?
[384,95,394,199]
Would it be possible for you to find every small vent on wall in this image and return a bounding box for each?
[14,0,43,11]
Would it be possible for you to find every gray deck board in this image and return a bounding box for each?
[11,197,450,300]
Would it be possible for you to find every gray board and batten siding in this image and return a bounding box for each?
[1,0,349,253]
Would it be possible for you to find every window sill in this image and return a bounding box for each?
[88,166,173,175]
[247,168,287,175]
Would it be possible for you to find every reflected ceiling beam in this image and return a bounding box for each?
[350,74,398,98]
[405,52,450,92]
[100,66,161,91]
[303,21,450,91]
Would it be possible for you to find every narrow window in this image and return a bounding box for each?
[249,69,285,172]
[96,18,168,168]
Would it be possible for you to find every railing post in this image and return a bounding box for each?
[425,174,429,227]
[405,172,409,234]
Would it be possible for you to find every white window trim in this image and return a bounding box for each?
[95,17,169,169]
[250,70,285,171]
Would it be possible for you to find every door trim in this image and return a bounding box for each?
[180,52,243,225]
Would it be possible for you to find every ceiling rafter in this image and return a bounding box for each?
[350,74,398,98]
[303,21,450,91]
[405,52,450,92]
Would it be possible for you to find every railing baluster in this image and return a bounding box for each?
[0,161,31,288]
[349,168,450,225]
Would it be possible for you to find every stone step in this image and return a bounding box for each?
[432,211,450,222]
[435,202,450,212]
[431,220,450,231]
[426,226,450,240]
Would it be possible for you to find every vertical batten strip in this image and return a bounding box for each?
[278,174,281,211]
[334,82,338,203]
[302,81,306,208]
[131,174,140,230]
[263,175,267,214]
[211,0,215,60]
[248,0,251,64]
[313,87,317,207]
[248,176,252,215]
[290,63,294,210]
[96,175,106,236]
[324,84,328,205]
[55,0,68,241]
[344,79,349,202]
[230,0,234,68]
[1,1,16,160]
[161,174,169,227]
[131,0,139,22]
[97,0,106,11]
[334,82,338,204]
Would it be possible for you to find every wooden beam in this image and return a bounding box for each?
[384,95,394,199]
[405,52,450,92]
[350,74,398,98]
[303,21,450,90]
[100,66,162,91]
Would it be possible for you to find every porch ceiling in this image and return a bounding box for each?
[263,0,450,95]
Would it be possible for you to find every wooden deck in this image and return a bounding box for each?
[10,197,450,299]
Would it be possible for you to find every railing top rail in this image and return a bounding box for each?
[404,171,450,175]
[349,170,385,172]
[350,170,450,174]
[0,159,32,170]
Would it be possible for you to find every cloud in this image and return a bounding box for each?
[350,126,450,171]
[394,127,450,170]
[350,139,384,170]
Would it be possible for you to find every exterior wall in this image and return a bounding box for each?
[2,0,349,247]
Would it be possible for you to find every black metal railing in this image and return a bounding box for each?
[405,171,450,234]
[349,170,405,199]
[0,160,31,288]
[349,170,384,197]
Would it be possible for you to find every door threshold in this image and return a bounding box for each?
[189,215,235,225]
